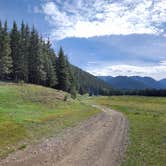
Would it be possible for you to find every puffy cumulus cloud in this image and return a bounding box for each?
[86,62,166,80]
[36,0,166,39]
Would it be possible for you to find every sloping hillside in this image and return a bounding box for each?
[0,83,100,158]
[72,66,112,95]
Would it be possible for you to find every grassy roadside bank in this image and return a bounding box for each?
[0,83,100,158]
[87,96,166,166]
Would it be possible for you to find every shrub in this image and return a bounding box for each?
[64,94,68,101]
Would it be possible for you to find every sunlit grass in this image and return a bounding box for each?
[0,83,100,158]
[87,96,166,166]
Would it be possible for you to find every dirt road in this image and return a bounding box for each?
[0,106,128,166]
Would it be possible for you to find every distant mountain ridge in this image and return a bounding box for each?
[98,76,166,90]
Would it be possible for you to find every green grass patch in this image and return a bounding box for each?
[0,83,100,158]
[87,96,166,166]
[18,144,27,150]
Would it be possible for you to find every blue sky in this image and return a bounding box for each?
[0,0,166,80]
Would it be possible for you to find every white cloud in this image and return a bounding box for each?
[160,60,166,66]
[37,0,166,39]
[86,62,166,80]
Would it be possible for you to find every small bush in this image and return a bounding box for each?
[64,94,68,101]
[71,91,77,99]
[70,86,77,99]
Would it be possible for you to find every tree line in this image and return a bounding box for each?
[0,20,111,97]
[109,89,166,97]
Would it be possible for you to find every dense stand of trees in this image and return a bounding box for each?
[0,20,111,97]
[0,21,58,86]
[109,89,166,97]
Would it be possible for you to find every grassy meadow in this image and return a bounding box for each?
[0,83,100,158]
[87,96,166,166]
[0,83,165,166]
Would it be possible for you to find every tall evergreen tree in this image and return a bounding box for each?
[49,47,58,87]
[65,57,77,94]
[57,47,70,91]
[0,21,12,80]
[18,21,29,82]
[28,27,46,84]
[43,40,57,87]
[10,21,20,81]
[24,24,31,82]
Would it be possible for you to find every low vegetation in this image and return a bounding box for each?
[87,96,166,166]
[0,83,100,158]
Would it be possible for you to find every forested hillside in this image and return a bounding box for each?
[0,20,111,96]
[72,66,111,95]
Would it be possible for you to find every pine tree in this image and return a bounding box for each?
[28,27,46,84]
[57,47,70,91]
[36,37,47,84]
[18,21,29,82]
[49,48,58,87]
[43,40,57,87]
[24,24,31,82]
[0,21,12,80]
[66,58,77,96]
[10,21,20,81]
[28,26,38,83]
